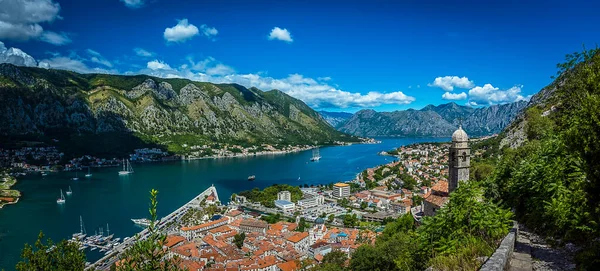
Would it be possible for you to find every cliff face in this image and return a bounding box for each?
[337,102,527,137]
[0,64,352,152]
[318,111,354,128]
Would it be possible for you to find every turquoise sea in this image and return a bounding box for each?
[0,137,449,269]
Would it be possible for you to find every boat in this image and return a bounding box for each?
[85,167,92,178]
[73,216,87,240]
[247,175,256,181]
[56,189,66,204]
[90,247,97,251]
[118,159,133,175]
[310,147,322,161]
[41,171,48,177]
[72,169,79,181]
[66,186,72,196]
[131,218,152,227]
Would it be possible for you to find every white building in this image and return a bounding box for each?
[277,191,291,201]
[297,195,325,209]
[274,200,295,212]
[333,183,350,198]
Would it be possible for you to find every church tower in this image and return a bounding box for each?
[448,126,470,193]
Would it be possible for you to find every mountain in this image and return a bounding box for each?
[338,101,527,137]
[0,64,354,156]
[318,111,353,128]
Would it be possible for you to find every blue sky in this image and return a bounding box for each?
[0,0,599,112]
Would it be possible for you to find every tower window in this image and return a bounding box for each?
[462,152,467,162]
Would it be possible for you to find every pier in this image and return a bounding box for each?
[85,185,219,270]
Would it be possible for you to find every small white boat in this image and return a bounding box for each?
[66,186,72,196]
[72,170,79,181]
[310,147,321,162]
[41,171,48,177]
[56,189,66,204]
[131,218,151,227]
[85,167,92,178]
[118,159,133,175]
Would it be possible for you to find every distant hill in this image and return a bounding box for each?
[337,101,527,137]
[0,64,355,157]
[318,111,354,128]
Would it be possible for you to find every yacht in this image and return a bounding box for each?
[310,147,322,161]
[56,190,66,204]
[118,159,133,175]
[85,167,92,178]
[131,218,152,227]
[247,175,256,181]
[66,186,73,196]
[72,169,79,181]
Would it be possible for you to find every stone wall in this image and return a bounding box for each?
[480,221,518,271]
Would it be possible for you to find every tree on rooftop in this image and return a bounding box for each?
[233,232,246,249]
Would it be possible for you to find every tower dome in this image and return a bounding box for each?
[452,126,468,142]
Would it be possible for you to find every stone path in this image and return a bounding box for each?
[510,224,576,271]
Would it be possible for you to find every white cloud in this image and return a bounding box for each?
[0,42,38,66]
[138,59,415,108]
[186,56,234,75]
[442,92,467,101]
[0,0,62,42]
[318,76,332,81]
[40,31,71,45]
[468,84,529,105]
[85,49,112,68]
[38,56,116,74]
[120,0,145,9]
[134,48,154,57]
[163,19,199,43]
[147,60,172,70]
[199,24,218,39]
[268,27,293,43]
[428,76,475,91]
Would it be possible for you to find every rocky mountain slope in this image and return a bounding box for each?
[318,111,353,128]
[338,101,527,137]
[0,64,354,156]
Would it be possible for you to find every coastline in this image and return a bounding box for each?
[0,176,21,209]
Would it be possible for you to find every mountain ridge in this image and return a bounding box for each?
[0,64,355,157]
[328,101,527,137]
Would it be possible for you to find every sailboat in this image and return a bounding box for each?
[72,169,79,181]
[310,147,321,162]
[56,189,66,204]
[72,216,87,240]
[118,159,133,175]
[85,167,92,178]
[66,186,72,196]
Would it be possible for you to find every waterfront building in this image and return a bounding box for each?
[180,217,229,240]
[277,191,292,201]
[332,183,350,198]
[274,199,296,212]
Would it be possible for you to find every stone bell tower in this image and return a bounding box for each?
[448,125,470,193]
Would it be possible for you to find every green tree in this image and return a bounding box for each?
[360,201,368,210]
[327,214,335,223]
[297,217,309,232]
[16,231,86,271]
[233,232,246,249]
[116,189,183,271]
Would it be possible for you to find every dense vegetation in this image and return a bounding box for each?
[237,184,303,208]
[473,48,600,268]
[312,182,512,271]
